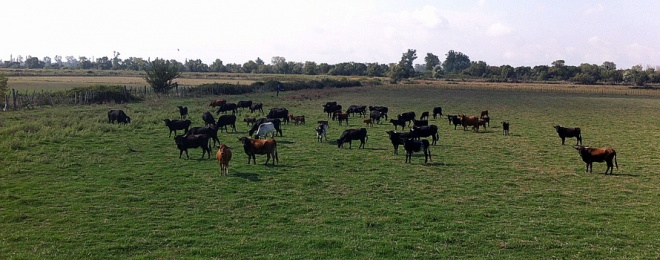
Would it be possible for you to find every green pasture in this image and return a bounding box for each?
[0,85,658,258]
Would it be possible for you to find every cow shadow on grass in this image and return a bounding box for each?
[598,172,639,177]
[231,171,261,181]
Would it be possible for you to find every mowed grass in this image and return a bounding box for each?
[0,84,659,258]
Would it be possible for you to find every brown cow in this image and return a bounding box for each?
[238,137,278,165]
[289,115,306,125]
[480,110,489,119]
[209,99,226,107]
[574,145,618,174]
[216,144,232,176]
[363,118,373,127]
[460,115,481,132]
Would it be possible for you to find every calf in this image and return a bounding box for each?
[249,102,264,113]
[363,119,373,127]
[337,128,368,149]
[410,125,439,145]
[397,112,416,126]
[502,121,510,136]
[174,134,212,159]
[334,112,349,126]
[249,118,283,137]
[216,144,232,176]
[290,115,306,125]
[386,130,413,155]
[316,123,328,142]
[108,109,131,124]
[389,119,406,130]
[433,107,443,119]
[238,137,278,165]
[177,106,188,119]
[244,117,256,127]
[554,125,582,145]
[187,125,220,147]
[404,139,431,164]
[254,122,276,139]
[202,111,216,126]
[163,119,192,137]
[419,111,430,121]
[413,120,428,127]
[574,146,618,174]
[216,114,237,133]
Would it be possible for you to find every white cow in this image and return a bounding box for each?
[316,123,328,142]
[255,122,276,139]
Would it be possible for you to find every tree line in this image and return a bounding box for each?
[2,49,660,87]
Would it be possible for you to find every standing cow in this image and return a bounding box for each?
[574,145,618,174]
[554,125,582,145]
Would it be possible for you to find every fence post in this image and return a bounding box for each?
[12,89,17,110]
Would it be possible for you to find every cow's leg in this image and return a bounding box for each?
[179,150,184,159]
[265,153,270,165]
[561,137,565,145]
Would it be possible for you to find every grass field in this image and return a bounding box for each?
[1,84,659,258]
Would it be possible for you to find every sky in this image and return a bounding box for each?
[3,0,660,69]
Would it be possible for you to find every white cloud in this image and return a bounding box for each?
[487,22,513,37]
[584,4,605,15]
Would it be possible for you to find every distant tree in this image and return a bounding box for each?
[551,60,565,67]
[209,59,225,72]
[388,63,407,83]
[366,63,387,77]
[398,49,417,78]
[624,65,647,86]
[600,61,616,71]
[317,63,331,74]
[532,65,550,80]
[500,65,515,81]
[65,56,78,68]
[442,50,470,73]
[96,56,112,70]
[78,56,93,69]
[514,66,532,80]
[224,63,243,73]
[0,72,8,102]
[271,56,288,74]
[43,56,52,67]
[185,59,209,72]
[424,53,440,72]
[289,61,303,74]
[54,55,63,67]
[465,61,488,77]
[303,61,317,75]
[112,51,123,70]
[25,56,45,69]
[123,57,147,71]
[143,58,181,94]
[243,60,258,73]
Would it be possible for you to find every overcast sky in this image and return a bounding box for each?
[3,0,660,69]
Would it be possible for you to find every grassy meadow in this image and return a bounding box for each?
[0,84,659,258]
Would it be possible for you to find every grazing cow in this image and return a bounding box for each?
[450,115,462,130]
[244,117,256,126]
[216,114,237,133]
[216,144,232,176]
[108,109,131,124]
[397,112,416,126]
[209,99,226,107]
[249,118,283,137]
[250,102,264,113]
[363,119,373,127]
[404,139,431,164]
[237,100,253,111]
[174,134,212,159]
[477,118,488,130]
[187,125,220,147]
[323,103,342,118]
[386,130,414,155]
[216,103,238,115]
[447,114,457,125]
[554,125,582,145]
[202,111,216,126]
[316,123,328,142]
[433,107,443,119]
[334,112,349,126]
[163,119,192,137]
[289,115,306,125]
[347,105,367,117]
[413,120,428,127]
[574,146,618,174]
[370,110,382,124]
[369,106,389,120]
[254,122,276,139]
[481,116,490,127]
[238,137,278,165]
[502,121,510,136]
[460,115,481,132]
[480,110,489,119]
[267,108,290,124]
[389,119,406,130]
[410,125,439,145]
[177,106,188,119]
[337,128,368,149]
[419,111,430,121]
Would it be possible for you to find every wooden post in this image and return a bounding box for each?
[3,94,8,111]
[12,89,17,110]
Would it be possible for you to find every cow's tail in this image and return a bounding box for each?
[614,151,618,170]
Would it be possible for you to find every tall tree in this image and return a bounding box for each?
[424,53,440,72]
[143,58,181,94]
[209,59,225,72]
[442,50,470,73]
[397,49,417,78]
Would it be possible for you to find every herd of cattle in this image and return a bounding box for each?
[106,98,619,175]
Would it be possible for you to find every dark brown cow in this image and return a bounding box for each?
[480,110,489,119]
[460,115,481,132]
[238,137,278,165]
[502,121,510,136]
[334,112,349,126]
[554,125,582,145]
[574,146,618,174]
[209,99,226,107]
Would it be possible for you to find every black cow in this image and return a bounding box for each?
[163,119,192,137]
[237,100,253,111]
[337,128,368,149]
[250,103,264,113]
[404,139,431,164]
[267,108,289,124]
[323,103,342,118]
[202,111,216,126]
[413,120,428,127]
[386,130,413,155]
[369,106,389,120]
[370,110,382,124]
[177,106,188,119]
[216,103,238,115]
[419,111,430,121]
[389,119,406,130]
[397,112,416,126]
[432,107,443,119]
[174,134,212,159]
[554,125,582,145]
[187,125,220,147]
[347,105,367,117]
[249,118,283,137]
[410,125,439,145]
[108,109,131,124]
[449,115,462,130]
[216,115,237,133]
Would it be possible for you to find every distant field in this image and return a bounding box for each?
[0,84,659,258]
[7,76,259,91]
